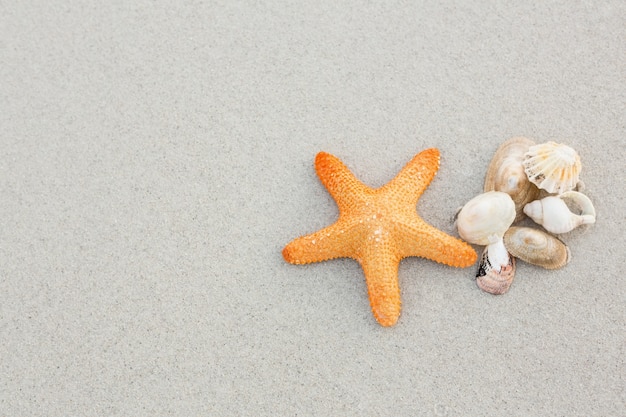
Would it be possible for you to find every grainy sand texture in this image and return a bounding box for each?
[1,2,624,416]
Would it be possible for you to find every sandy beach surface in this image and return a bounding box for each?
[1,2,624,415]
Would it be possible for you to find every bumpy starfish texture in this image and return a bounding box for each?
[283,149,477,326]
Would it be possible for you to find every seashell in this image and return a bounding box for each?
[455,191,516,245]
[504,227,570,269]
[523,141,582,194]
[523,191,596,234]
[476,246,516,295]
[486,238,510,272]
[484,137,540,222]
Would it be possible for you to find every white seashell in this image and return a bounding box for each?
[523,191,596,234]
[504,227,570,269]
[486,239,510,272]
[456,191,516,245]
[476,245,516,295]
[559,191,596,220]
[484,137,540,222]
[523,141,582,194]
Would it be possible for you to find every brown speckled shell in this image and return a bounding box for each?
[504,226,570,269]
[475,247,516,295]
[484,137,540,223]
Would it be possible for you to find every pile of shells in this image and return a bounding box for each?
[455,137,596,295]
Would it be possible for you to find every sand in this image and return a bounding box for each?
[1,1,624,415]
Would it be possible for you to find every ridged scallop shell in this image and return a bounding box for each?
[484,137,540,222]
[456,191,516,246]
[504,227,570,269]
[476,246,516,295]
[523,141,581,194]
[523,191,596,234]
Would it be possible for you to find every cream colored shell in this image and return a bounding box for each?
[523,141,582,194]
[504,227,570,269]
[484,137,540,222]
[523,191,596,234]
[476,246,516,295]
[485,239,510,272]
[456,191,516,246]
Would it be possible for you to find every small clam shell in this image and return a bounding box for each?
[456,191,516,245]
[523,141,582,194]
[523,191,595,234]
[484,137,540,222]
[476,246,516,295]
[504,227,570,269]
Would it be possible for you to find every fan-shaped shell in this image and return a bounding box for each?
[523,141,581,194]
[484,137,540,222]
[476,246,516,295]
[456,191,516,245]
[504,227,570,269]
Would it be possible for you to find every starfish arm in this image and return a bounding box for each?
[381,148,440,205]
[282,221,357,264]
[396,218,477,268]
[284,149,478,327]
[357,239,402,327]
[315,152,371,213]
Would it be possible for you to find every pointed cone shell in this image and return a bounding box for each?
[504,226,570,269]
[456,191,516,246]
[523,141,582,194]
[476,246,516,295]
[523,191,595,234]
[484,137,540,222]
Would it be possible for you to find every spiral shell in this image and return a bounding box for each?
[484,137,540,222]
[523,191,596,234]
[476,246,516,295]
[456,191,516,245]
[523,141,582,194]
[504,227,570,269]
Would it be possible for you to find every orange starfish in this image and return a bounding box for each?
[283,148,477,326]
